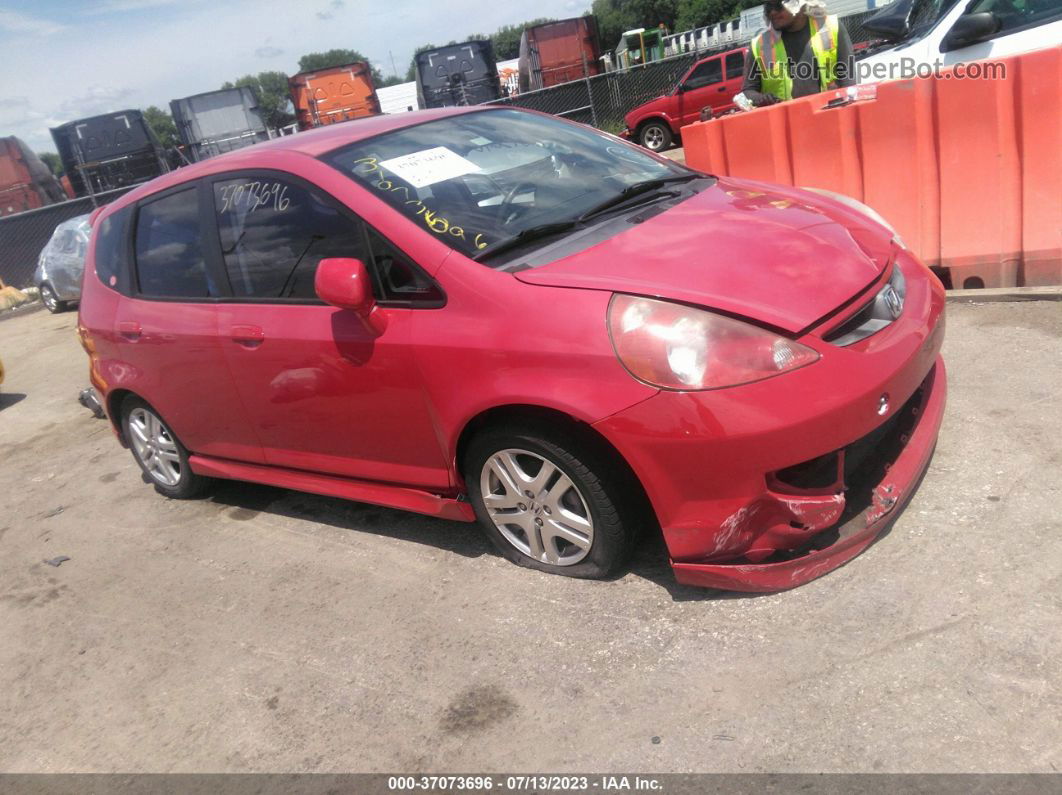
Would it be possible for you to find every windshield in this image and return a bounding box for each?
[909,0,963,37]
[325,109,689,261]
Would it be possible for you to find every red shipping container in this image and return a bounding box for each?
[519,17,602,92]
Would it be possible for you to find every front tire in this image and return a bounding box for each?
[122,397,210,499]
[638,121,673,152]
[40,283,66,314]
[464,424,638,580]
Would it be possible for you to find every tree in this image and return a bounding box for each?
[38,152,63,178]
[297,49,384,86]
[590,0,680,51]
[405,43,437,82]
[491,18,556,60]
[675,0,745,32]
[143,105,179,150]
[221,72,294,130]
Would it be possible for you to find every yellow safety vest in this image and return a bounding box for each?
[750,15,839,101]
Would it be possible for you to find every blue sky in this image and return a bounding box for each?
[0,0,590,152]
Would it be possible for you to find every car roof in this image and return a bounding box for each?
[106,105,493,211]
[697,45,747,62]
[244,106,485,157]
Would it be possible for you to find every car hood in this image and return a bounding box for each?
[626,94,670,123]
[514,177,894,334]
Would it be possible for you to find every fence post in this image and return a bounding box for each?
[72,141,98,208]
[583,53,599,128]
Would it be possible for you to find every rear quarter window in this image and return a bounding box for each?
[93,206,134,295]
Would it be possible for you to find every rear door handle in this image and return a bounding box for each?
[118,321,141,340]
[231,325,265,348]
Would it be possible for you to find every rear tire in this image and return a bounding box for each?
[40,283,66,314]
[121,396,210,499]
[638,121,673,152]
[464,423,639,580]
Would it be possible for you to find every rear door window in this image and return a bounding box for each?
[212,177,367,299]
[135,188,215,298]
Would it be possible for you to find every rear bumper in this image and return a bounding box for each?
[670,358,946,592]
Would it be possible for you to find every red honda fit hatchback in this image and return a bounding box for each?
[78,107,946,592]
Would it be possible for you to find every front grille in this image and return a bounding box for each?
[824,263,906,346]
[823,293,877,344]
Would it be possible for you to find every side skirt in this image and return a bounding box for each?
[188,455,476,523]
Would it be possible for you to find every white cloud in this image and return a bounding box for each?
[316,0,344,21]
[3,0,594,152]
[0,9,66,36]
[55,86,140,121]
[81,0,188,15]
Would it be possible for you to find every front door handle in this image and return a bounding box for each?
[231,325,265,348]
[118,321,141,340]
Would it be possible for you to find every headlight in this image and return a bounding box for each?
[608,295,820,391]
[802,187,907,250]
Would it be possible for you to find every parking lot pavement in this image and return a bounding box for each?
[662,147,686,164]
[0,300,1059,774]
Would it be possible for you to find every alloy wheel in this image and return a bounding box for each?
[41,285,59,312]
[642,125,666,151]
[479,448,595,566]
[128,407,182,487]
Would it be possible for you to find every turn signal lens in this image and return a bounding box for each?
[608,295,820,390]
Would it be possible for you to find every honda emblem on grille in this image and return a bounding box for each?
[882,285,904,319]
[878,394,890,416]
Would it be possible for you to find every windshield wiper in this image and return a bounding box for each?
[471,221,579,262]
[578,173,701,221]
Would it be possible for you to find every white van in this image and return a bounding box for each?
[857,0,1062,81]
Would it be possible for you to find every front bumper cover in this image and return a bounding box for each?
[670,357,946,592]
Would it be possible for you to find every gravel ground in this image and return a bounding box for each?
[0,300,1059,773]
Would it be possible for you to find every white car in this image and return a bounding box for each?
[858,0,1062,81]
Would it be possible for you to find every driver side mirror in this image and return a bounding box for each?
[941,12,1000,51]
[315,257,387,336]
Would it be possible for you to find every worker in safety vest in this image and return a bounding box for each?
[739,0,855,107]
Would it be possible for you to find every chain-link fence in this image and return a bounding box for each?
[488,46,724,135]
[844,8,887,52]
[0,187,134,289]
[488,8,884,135]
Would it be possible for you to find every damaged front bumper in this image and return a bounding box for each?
[593,248,946,592]
[670,359,946,591]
